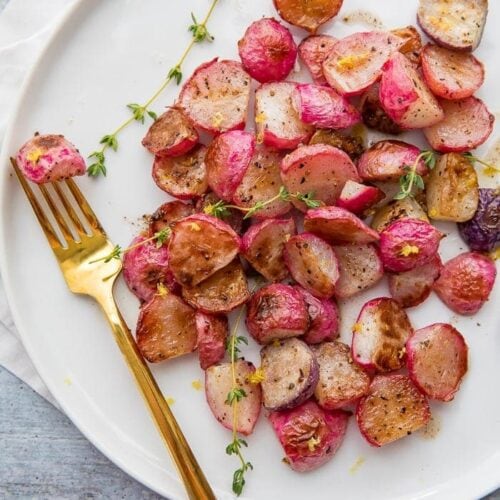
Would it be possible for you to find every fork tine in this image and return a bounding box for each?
[65,178,105,233]
[52,181,87,236]
[10,158,61,248]
[39,184,75,244]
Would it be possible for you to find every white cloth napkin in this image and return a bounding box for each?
[0,0,78,406]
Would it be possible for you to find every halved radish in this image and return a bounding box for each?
[182,259,249,314]
[304,206,380,245]
[308,129,365,161]
[356,374,430,447]
[389,255,442,308]
[136,293,197,363]
[392,26,423,66]
[168,214,240,287]
[323,31,404,96]
[273,0,343,33]
[238,18,297,83]
[149,200,195,234]
[205,130,255,202]
[269,401,349,472]
[433,252,497,315]
[233,146,291,219]
[241,218,296,282]
[196,192,245,235]
[246,284,309,344]
[406,323,468,402]
[417,0,488,52]
[141,107,198,157]
[371,197,429,233]
[298,34,338,85]
[352,297,413,373]
[284,233,340,299]
[337,181,384,214]
[360,83,403,135]
[255,82,313,150]
[423,97,494,153]
[333,244,384,299]
[421,44,485,100]
[178,58,251,134]
[357,140,427,182]
[152,145,208,200]
[260,338,319,410]
[205,361,262,435]
[280,144,360,211]
[295,287,339,344]
[196,312,228,370]
[314,342,370,410]
[379,52,444,129]
[293,84,361,129]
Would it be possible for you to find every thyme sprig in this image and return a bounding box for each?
[394,150,437,200]
[463,152,500,175]
[87,0,220,177]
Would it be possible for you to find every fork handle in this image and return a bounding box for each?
[95,291,216,500]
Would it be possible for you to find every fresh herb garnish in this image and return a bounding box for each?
[394,150,437,200]
[462,152,500,175]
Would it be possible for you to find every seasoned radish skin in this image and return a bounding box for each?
[337,181,385,215]
[407,323,468,402]
[246,284,309,344]
[284,233,340,299]
[178,58,251,134]
[352,297,413,373]
[16,134,85,184]
[141,107,198,157]
[423,97,494,153]
[417,0,488,52]
[357,374,430,447]
[149,200,195,235]
[205,131,255,202]
[136,293,198,363]
[241,218,296,282]
[280,144,360,211]
[314,342,370,410]
[433,252,497,315]
[293,84,361,130]
[421,44,485,100]
[371,197,429,233]
[260,338,319,410]
[238,18,297,83]
[205,361,262,435]
[391,26,423,66]
[298,35,338,85]
[195,312,228,370]
[269,401,349,472]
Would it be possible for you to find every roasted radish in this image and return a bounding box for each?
[360,83,403,135]
[337,181,384,215]
[308,129,365,161]
[392,26,422,66]
[196,312,228,370]
[371,198,429,233]
[298,35,338,85]
[196,192,245,235]
[149,200,195,234]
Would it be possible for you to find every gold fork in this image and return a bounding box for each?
[11,158,216,500]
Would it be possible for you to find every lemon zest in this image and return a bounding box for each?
[63,377,72,386]
[428,208,438,218]
[307,436,321,452]
[156,282,169,296]
[166,397,175,405]
[336,53,370,72]
[349,456,366,474]
[490,248,500,261]
[191,379,203,391]
[255,112,267,124]
[212,112,224,128]
[189,222,201,232]
[352,323,362,334]
[26,148,44,163]
[247,367,265,385]
[399,244,420,257]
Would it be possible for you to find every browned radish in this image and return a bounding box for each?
[241,218,296,282]
[136,293,198,363]
[389,255,442,308]
[391,26,423,66]
[238,18,297,83]
[141,107,198,157]
[371,197,429,233]
[178,59,251,134]
[426,153,479,222]
[333,244,384,299]
[407,323,468,402]
[379,52,444,129]
[149,200,195,234]
[246,284,309,344]
[314,342,370,410]
[337,181,384,214]
[356,374,430,447]
[255,82,313,150]
[168,214,240,287]
[196,192,245,235]
[233,146,291,219]
[423,97,494,153]
[205,361,262,435]
[269,401,349,472]
[152,145,208,200]
[323,31,404,96]
[352,298,413,373]
[273,0,343,33]
[182,259,249,314]
[260,338,319,410]
[304,206,380,245]
[196,312,228,370]
[280,144,360,211]
[417,0,488,52]
[298,35,338,85]
[357,140,427,182]
[205,131,255,202]
[308,129,365,161]
[360,83,403,135]
[421,44,485,100]
[284,233,340,299]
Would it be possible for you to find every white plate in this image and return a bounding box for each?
[1,1,499,499]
